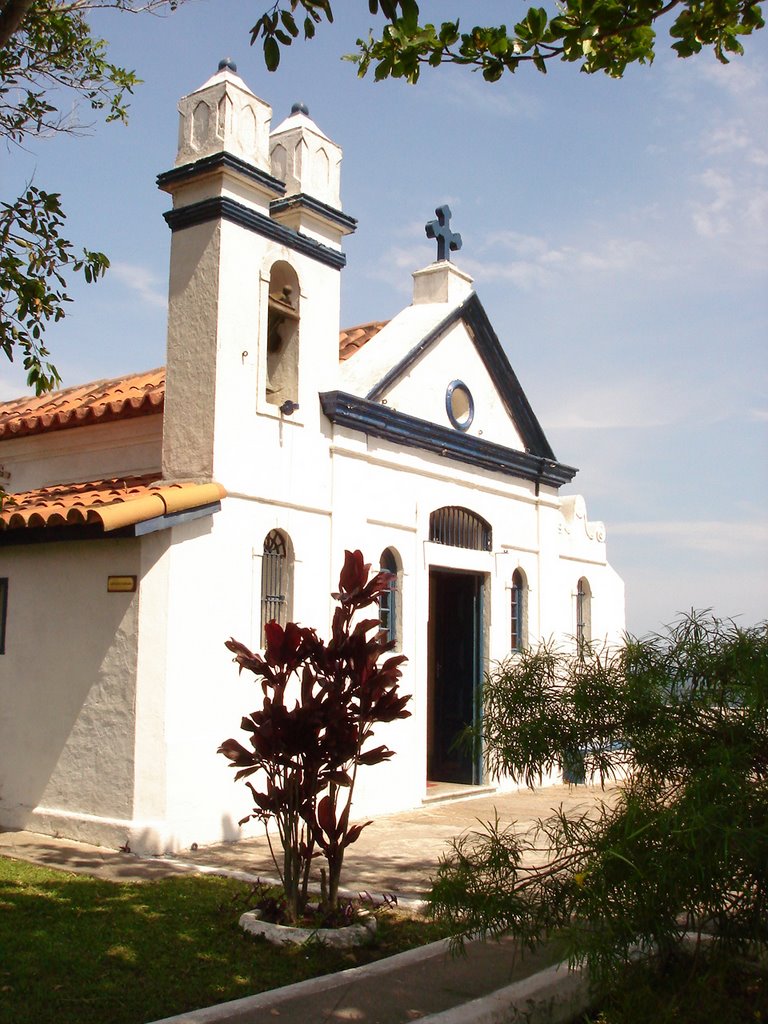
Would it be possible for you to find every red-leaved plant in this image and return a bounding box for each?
[218,550,411,923]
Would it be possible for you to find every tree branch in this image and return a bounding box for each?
[0,0,35,49]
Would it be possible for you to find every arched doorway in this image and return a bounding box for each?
[427,506,490,786]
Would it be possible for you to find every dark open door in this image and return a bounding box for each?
[428,569,483,784]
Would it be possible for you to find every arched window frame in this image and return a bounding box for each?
[576,576,592,647]
[378,548,400,648]
[429,506,492,552]
[260,529,292,642]
[510,568,527,652]
[265,261,300,409]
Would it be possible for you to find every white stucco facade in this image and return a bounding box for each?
[0,63,624,855]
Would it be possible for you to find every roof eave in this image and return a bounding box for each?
[320,391,577,488]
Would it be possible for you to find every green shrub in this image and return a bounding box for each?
[429,613,768,990]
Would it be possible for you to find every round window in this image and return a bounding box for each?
[445,380,475,431]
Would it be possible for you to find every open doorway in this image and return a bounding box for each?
[427,569,484,785]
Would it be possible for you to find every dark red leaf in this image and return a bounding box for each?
[217,738,254,765]
[317,794,337,838]
[343,821,372,848]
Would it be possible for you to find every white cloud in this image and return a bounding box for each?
[703,120,768,166]
[696,55,768,98]
[366,243,431,293]
[611,519,768,555]
[691,169,738,237]
[110,262,167,309]
[462,230,656,292]
[538,376,710,430]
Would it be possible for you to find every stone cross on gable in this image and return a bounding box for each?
[425,205,462,262]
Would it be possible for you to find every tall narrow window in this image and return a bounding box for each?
[576,577,592,646]
[0,578,7,655]
[378,548,398,645]
[261,531,290,641]
[510,569,525,651]
[266,261,300,408]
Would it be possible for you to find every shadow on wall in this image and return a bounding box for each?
[0,540,142,835]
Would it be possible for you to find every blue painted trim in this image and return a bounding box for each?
[366,293,557,461]
[163,197,347,270]
[320,391,577,487]
[270,193,357,234]
[445,380,474,432]
[157,152,286,196]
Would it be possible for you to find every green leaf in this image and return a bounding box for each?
[280,10,299,38]
[264,37,281,72]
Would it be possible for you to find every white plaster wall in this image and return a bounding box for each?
[0,401,625,856]
[269,111,343,209]
[162,218,221,481]
[0,391,624,856]
[146,494,352,853]
[323,439,539,813]
[211,229,343,482]
[129,529,172,852]
[1,417,162,493]
[380,320,526,451]
[340,303,461,397]
[0,539,141,847]
[163,212,344,491]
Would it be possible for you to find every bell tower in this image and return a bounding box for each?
[157,61,356,484]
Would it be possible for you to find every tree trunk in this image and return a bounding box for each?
[0,0,36,50]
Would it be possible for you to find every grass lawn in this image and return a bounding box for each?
[0,858,449,1024]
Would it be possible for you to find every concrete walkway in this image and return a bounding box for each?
[0,784,612,1023]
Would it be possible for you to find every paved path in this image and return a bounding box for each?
[0,784,613,1024]
[164,784,614,902]
[0,784,612,895]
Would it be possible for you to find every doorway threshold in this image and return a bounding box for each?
[423,781,497,805]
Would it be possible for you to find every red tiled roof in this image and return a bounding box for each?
[0,475,226,533]
[0,323,388,441]
[339,321,388,362]
[0,368,165,441]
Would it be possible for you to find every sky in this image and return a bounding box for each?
[3,1,767,637]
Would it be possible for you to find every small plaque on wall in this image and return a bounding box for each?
[107,575,137,593]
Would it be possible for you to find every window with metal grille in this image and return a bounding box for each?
[576,577,591,645]
[511,569,525,651]
[378,548,398,645]
[429,507,492,552]
[261,531,289,641]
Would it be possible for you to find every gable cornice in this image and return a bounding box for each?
[366,292,557,460]
[320,391,577,488]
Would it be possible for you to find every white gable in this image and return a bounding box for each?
[367,318,526,451]
[340,303,447,394]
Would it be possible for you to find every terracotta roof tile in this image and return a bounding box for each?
[0,368,165,440]
[0,322,386,441]
[0,475,226,533]
[339,321,388,362]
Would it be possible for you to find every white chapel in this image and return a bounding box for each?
[0,61,625,854]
